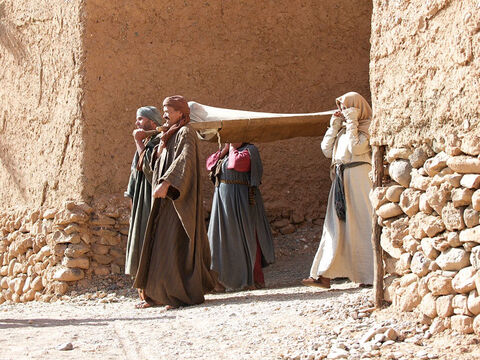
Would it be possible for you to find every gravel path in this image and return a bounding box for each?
[1,225,480,360]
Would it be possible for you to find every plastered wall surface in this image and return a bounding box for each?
[369,0,480,148]
[82,0,372,220]
[0,0,85,208]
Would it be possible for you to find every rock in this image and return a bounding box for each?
[448,156,480,174]
[381,231,404,259]
[272,219,289,229]
[398,282,421,311]
[389,160,412,188]
[450,315,474,334]
[421,237,440,260]
[409,147,431,169]
[472,190,480,211]
[428,273,454,295]
[426,185,449,214]
[411,251,431,276]
[430,234,450,252]
[56,342,73,351]
[377,203,404,219]
[467,290,480,315]
[370,187,389,210]
[422,215,445,238]
[62,257,89,270]
[64,243,90,258]
[409,213,429,239]
[91,243,110,255]
[429,317,450,334]
[474,315,480,335]
[424,152,449,177]
[327,348,348,359]
[461,174,480,189]
[419,193,433,214]
[399,189,421,217]
[461,226,480,244]
[31,276,43,291]
[464,206,480,228]
[452,267,477,293]
[92,254,113,265]
[397,253,412,275]
[55,209,89,225]
[442,202,465,231]
[447,232,462,247]
[53,267,84,282]
[436,295,454,317]
[451,188,474,207]
[386,148,412,163]
[280,224,296,235]
[53,281,68,295]
[410,169,432,191]
[94,265,110,276]
[464,241,477,252]
[386,185,405,203]
[419,293,437,318]
[403,235,420,254]
[360,326,388,344]
[91,214,116,226]
[384,275,400,303]
[471,246,480,270]
[436,248,470,271]
[446,173,463,188]
[452,294,470,315]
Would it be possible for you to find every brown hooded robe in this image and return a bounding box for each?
[133,125,215,307]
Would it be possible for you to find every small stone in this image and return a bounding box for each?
[447,156,480,174]
[53,267,84,282]
[56,342,73,351]
[451,315,474,334]
[377,203,404,219]
[452,267,477,293]
[436,248,470,271]
[460,174,480,189]
[386,185,405,203]
[428,274,454,296]
[451,188,474,207]
[389,160,412,188]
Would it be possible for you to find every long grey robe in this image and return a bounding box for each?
[133,126,215,307]
[124,136,159,277]
[208,144,275,290]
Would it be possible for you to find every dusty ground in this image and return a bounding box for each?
[1,224,480,360]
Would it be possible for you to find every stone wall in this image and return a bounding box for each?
[0,196,129,304]
[372,139,480,335]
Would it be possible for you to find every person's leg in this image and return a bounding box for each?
[253,238,265,288]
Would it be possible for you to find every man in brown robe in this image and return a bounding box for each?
[134,95,215,309]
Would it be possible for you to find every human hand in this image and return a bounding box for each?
[342,108,360,123]
[153,181,170,198]
[229,142,242,150]
[133,128,148,141]
[219,143,229,157]
[330,115,343,130]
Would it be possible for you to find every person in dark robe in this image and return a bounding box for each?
[124,106,161,278]
[134,95,215,309]
[206,142,275,291]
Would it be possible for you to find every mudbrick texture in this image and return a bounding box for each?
[0,1,372,300]
[369,0,480,148]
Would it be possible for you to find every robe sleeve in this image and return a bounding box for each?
[206,150,221,171]
[159,127,196,201]
[343,108,371,156]
[124,153,137,198]
[227,148,251,172]
[141,136,160,184]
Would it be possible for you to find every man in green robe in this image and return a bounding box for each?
[124,106,161,278]
[134,95,215,309]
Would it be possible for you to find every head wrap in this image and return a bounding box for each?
[136,106,162,126]
[336,92,372,136]
[159,95,191,151]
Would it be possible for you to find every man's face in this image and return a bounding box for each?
[163,105,183,126]
[136,116,156,131]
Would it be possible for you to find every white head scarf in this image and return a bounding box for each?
[336,92,372,137]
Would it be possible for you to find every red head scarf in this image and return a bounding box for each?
[159,95,191,151]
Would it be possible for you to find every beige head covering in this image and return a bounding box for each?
[336,92,372,137]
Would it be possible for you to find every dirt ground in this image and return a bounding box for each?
[1,224,480,360]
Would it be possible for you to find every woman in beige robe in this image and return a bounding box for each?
[303,92,374,288]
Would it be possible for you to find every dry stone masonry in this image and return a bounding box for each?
[375,137,480,335]
[0,196,130,304]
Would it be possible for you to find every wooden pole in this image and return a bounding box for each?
[371,145,385,308]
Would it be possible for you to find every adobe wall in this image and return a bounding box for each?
[369,1,480,335]
[0,0,85,208]
[82,0,373,224]
[0,0,373,303]
[369,0,480,148]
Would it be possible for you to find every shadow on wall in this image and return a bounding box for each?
[0,2,28,62]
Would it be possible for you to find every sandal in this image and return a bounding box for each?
[301,276,331,289]
[135,297,158,309]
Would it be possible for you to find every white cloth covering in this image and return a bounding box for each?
[310,104,374,285]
